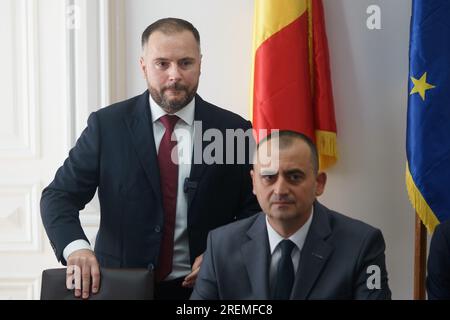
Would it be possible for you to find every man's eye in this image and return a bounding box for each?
[262,175,276,181]
[289,174,302,182]
[156,61,168,68]
[180,60,193,68]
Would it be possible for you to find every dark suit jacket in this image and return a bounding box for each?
[427,220,450,300]
[40,91,260,268]
[191,201,391,300]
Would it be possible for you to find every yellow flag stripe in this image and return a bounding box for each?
[250,0,308,120]
[253,0,307,50]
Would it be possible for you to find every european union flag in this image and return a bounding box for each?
[406,0,450,232]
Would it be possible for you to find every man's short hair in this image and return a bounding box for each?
[257,130,319,173]
[141,18,201,49]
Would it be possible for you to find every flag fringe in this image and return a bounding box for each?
[405,163,440,233]
[316,130,338,171]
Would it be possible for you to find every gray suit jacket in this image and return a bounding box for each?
[191,201,391,300]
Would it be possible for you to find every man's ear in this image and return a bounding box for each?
[315,172,327,196]
[250,170,256,195]
[139,57,147,79]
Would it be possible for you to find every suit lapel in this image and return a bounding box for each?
[241,214,270,299]
[123,91,162,204]
[187,95,210,208]
[292,202,334,299]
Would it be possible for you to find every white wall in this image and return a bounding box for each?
[320,0,413,300]
[0,0,72,299]
[124,0,414,299]
[0,0,125,299]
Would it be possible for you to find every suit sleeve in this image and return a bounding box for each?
[40,112,101,264]
[353,228,391,300]
[236,120,261,220]
[190,232,219,300]
[427,223,450,300]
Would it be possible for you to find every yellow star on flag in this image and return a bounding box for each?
[410,72,436,101]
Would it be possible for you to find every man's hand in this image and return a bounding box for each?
[66,249,100,299]
[182,254,203,288]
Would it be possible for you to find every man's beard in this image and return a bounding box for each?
[149,82,198,113]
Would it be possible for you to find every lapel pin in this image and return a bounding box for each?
[312,253,324,259]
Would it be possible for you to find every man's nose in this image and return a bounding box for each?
[273,176,289,195]
[168,64,182,81]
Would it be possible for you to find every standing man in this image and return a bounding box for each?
[40,18,259,300]
[191,131,391,299]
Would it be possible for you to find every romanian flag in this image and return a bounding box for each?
[251,0,337,170]
[406,0,450,233]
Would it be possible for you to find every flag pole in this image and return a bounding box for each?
[413,214,427,300]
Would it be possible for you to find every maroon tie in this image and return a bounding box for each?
[156,114,179,282]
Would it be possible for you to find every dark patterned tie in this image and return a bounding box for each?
[155,114,179,282]
[273,240,296,299]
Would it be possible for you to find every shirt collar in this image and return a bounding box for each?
[266,207,314,254]
[149,94,195,126]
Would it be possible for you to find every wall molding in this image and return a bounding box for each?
[0,0,39,159]
[0,182,41,252]
[0,275,40,300]
[66,0,125,144]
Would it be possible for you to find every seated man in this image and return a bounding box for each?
[427,219,450,300]
[191,130,391,299]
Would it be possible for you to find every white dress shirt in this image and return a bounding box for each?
[63,96,195,280]
[266,209,313,292]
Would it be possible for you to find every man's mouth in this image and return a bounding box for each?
[271,201,294,205]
